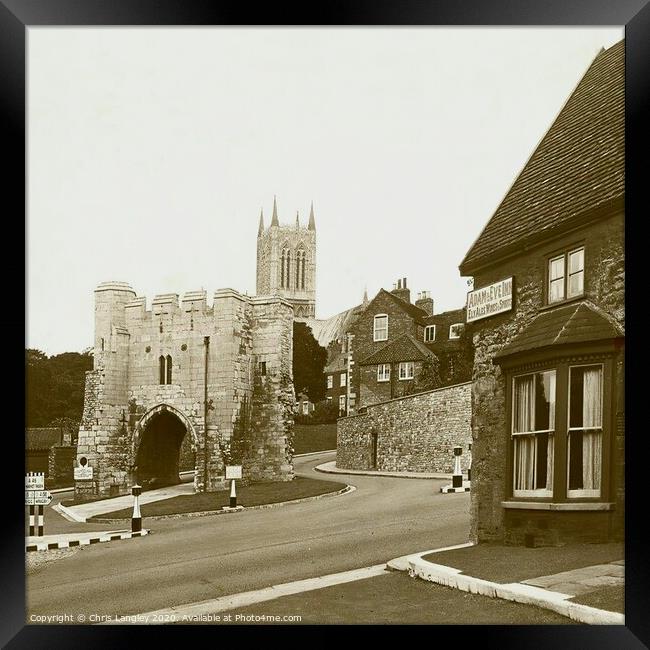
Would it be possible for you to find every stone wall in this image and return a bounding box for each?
[468,211,624,543]
[75,282,295,501]
[337,381,472,473]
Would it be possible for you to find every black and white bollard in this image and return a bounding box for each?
[229,479,237,508]
[131,484,142,533]
[28,505,44,537]
[467,443,472,483]
[452,445,463,488]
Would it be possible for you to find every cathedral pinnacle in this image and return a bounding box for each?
[271,195,279,227]
[308,201,316,230]
[258,209,264,237]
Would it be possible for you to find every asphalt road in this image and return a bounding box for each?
[27,451,471,620]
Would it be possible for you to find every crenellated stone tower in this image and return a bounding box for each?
[256,197,317,319]
[75,281,295,501]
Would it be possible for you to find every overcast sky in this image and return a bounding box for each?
[27,26,623,355]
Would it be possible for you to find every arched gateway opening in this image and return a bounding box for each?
[135,407,196,488]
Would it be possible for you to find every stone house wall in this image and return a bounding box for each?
[467,210,624,543]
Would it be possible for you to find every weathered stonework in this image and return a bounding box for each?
[467,212,624,544]
[76,282,296,500]
[337,382,472,473]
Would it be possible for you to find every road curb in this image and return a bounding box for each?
[25,529,151,552]
[293,449,336,458]
[403,553,624,625]
[88,485,356,524]
[314,461,451,480]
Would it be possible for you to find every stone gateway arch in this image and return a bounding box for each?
[75,282,295,501]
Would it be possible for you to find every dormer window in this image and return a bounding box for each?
[548,246,584,304]
[373,315,388,342]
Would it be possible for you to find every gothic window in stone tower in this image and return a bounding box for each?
[281,246,291,289]
[296,248,306,290]
[159,355,173,385]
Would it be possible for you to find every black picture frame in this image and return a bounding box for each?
[5,1,648,647]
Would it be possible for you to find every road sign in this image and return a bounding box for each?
[74,466,93,480]
[225,465,242,480]
[26,473,45,490]
[25,490,52,506]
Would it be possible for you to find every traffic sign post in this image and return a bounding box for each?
[25,474,52,537]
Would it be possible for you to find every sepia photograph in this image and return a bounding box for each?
[15,12,639,638]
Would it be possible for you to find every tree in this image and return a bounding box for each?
[414,355,442,393]
[292,322,328,403]
[25,349,93,427]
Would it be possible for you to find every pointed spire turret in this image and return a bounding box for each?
[271,195,279,227]
[363,286,369,306]
[258,208,264,237]
[295,210,300,229]
[308,201,316,230]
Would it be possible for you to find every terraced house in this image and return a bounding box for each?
[460,40,624,546]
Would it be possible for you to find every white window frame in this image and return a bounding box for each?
[424,325,436,342]
[377,364,391,382]
[326,396,332,403]
[373,314,388,342]
[566,363,604,499]
[327,375,333,389]
[302,402,309,415]
[340,373,347,387]
[511,369,556,498]
[448,323,464,340]
[548,246,585,304]
[398,361,414,380]
[339,395,346,413]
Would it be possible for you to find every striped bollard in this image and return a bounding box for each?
[467,443,472,483]
[229,479,237,508]
[452,445,463,488]
[131,484,142,533]
[28,505,44,537]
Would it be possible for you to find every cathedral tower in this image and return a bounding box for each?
[256,197,316,319]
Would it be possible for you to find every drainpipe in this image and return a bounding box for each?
[203,336,210,491]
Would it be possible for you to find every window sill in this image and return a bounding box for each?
[538,294,586,312]
[502,501,614,511]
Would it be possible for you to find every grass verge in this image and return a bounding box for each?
[421,542,624,584]
[570,584,624,614]
[88,476,346,520]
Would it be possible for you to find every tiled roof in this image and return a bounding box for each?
[26,428,62,451]
[495,301,623,360]
[360,333,435,365]
[460,40,624,273]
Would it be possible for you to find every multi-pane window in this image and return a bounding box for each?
[449,323,464,340]
[373,315,388,342]
[302,402,309,415]
[377,364,391,382]
[339,395,346,414]
[424,325,436,342]
[512,370,556,495]
[548,247,584,304]
[398,361,414,380]
[340,373,347,387]
[568,364,603,497]
[327,375,333,389]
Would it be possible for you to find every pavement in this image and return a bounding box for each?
[55,482,195,522]
[315,460,452,479]
[388,545,625,624]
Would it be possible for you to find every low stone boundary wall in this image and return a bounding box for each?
[337,382,472,473]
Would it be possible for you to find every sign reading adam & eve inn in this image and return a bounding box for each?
[466,277,513,323]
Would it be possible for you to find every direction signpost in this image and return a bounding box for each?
[25,472,52,537]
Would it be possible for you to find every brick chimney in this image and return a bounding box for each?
[415,291,434,315]
[391,277,411,304]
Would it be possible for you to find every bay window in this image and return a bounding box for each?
[512,370,555,496]
[568,364,603,497]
